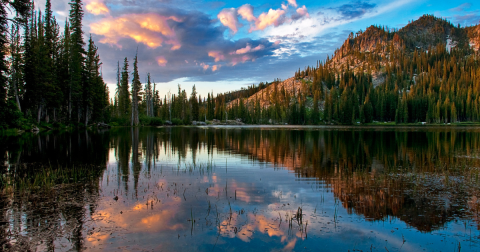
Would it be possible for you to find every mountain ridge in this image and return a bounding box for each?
[226,14,480,118]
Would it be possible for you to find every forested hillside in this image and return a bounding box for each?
[223,15,480,125]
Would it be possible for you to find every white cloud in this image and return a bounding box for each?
[288,0,298,8]
[218,8,240,33]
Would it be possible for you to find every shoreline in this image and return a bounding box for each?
[3,122,480,136]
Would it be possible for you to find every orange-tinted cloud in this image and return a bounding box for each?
[238,4,256,22]
[218,8,239,33]
[235,44,252,54]
[86,1,109,15]
[208,51,225,62]
[200,62,210,70]
[233,44,265,54]
[252,9,286,31]
[212,65,221,71]
[296,5,309,18]
[157,56,168,66]
[90,13,181,50]
[230,55,251,66]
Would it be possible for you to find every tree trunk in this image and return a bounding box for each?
[37,105,42,124]
[45,108,49,123]
[68,89,72,121]
[13,71,21,111]
[85,105,89,126]
[131,98,134,126]
[77,106,81,123]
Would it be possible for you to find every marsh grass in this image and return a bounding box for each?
[0,163,105,193]
[175,161,215,175]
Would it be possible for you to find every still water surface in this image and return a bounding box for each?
[1,126,480,251]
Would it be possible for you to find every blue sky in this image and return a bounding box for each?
[43,0,480,98]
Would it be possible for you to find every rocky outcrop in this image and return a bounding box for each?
[209,119,245,125]
[97,122,111,129]
[227,77,306,110]
[192,121,207,126]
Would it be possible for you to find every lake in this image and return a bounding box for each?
[1,126,480,251]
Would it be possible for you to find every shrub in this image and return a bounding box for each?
[171,118,184,125]
[149,117,163,126]
[0,100,24,130]
[109,116,130,126]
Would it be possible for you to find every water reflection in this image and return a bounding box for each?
[1,127,479,251]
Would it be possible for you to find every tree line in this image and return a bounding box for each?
[0,0,108,130]
[2,9,480,128]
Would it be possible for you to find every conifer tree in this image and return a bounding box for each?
[131,53,141,126]
[68,0,85,122]
[190,85,199,121]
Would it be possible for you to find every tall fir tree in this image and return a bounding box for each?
[131,53,141,126]
[68,0,85,122]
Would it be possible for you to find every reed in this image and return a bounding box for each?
[1,163,104,193]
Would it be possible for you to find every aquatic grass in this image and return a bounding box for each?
[1,163,105,193]
[174,161,215,175]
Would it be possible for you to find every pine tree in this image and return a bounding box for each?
[190,85,199,121]
[9,22,22,111]
[68,0,85,122]
[0,0,30,118]
[131,53,141,126]
[118,57,130,117]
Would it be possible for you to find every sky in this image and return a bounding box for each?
[41,0,480,99]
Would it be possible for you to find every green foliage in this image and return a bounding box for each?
[109,116,131,126]
[171,118,184,125]
[139,115,163,126]
[0,100,26,130]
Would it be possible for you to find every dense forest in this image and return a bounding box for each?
[0,0,110,130]
[1,5,480,129]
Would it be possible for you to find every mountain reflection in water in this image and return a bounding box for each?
[1,127,479,251]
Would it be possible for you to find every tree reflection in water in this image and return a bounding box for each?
[0,127,479,251]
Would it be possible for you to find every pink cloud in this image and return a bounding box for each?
[238,4,256,22]
[230,55,251,66]
[157,56,167,66]
[90,13,181,50]
[212,65,221,71]
[288,0,298,8]
[208,51,225,62]
[252,8,286,31]
[85,0,109,15]
[200,63,210,70]
[218,8,239,33]
[235,44,252,54]
[253,44,265,51]
[296,5,309,18]
[233,44,265,55]
[281,3,288,10]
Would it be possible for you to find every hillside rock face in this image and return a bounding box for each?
[227,77,309,109]
[466,25,480,52]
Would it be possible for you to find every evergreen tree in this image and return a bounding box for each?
[68,0,85,122]
[190,85,199,121]
[131,53,141,126]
